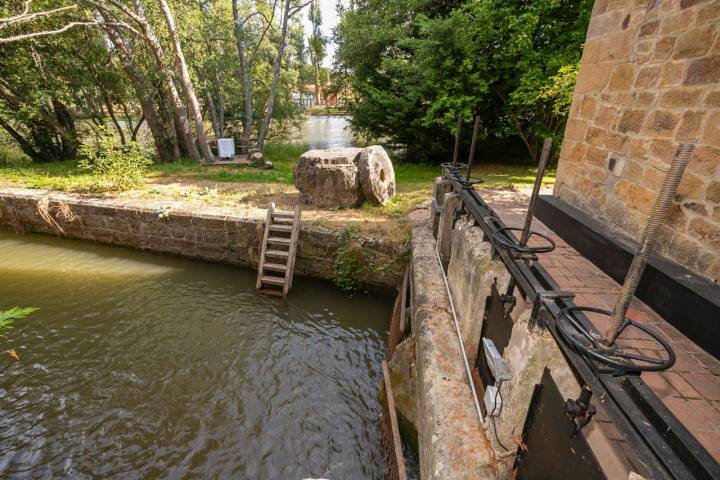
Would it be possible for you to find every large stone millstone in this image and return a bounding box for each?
[294,148,363,208]
[358,145,396,205]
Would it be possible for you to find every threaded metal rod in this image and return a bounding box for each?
[452,114,462,164]
[520,138,553,246]
[605,143,695,345]
[466,115,481,181]
[506,138,552,298]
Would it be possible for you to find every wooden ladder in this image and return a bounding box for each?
[256,202,301,297]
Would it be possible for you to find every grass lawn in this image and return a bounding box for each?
[0,143,554,241]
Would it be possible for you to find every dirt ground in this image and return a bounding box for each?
[117,175,419,242]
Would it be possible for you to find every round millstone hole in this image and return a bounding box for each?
[358,145,396,205]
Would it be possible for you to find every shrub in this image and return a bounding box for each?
[79,133,152,191]
[332,224,365,294]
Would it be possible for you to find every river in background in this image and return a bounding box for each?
[292,115,355,149]
[0,230,392,479]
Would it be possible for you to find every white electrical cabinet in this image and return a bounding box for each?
[217,138,235,158]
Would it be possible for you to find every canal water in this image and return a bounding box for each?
[0,230,392,479]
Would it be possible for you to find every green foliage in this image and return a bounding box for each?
[0,307,38,334]
[336,0,593,163]
[332,224,365,293]
[79,133,152,191]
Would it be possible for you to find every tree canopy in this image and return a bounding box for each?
[0,0,316,163]
[335,0,593,163]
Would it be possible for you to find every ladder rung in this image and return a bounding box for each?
[261,275,285,286]
[267,237,291,245]
[272,211,294,218]
[263,263,288,272]
[269,224,293,232]
[266,250,289,258]
[258,288,284,297]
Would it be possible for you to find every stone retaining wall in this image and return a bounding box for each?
[0,188,406,290]
[388,181,644,479]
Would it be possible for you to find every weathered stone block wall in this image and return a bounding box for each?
[0,188,405,290]
[555,0,720,280]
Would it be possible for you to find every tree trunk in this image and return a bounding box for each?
[159,0,213,161]
[131,114,144,142]
[102,21,179,162]
[309,47,321,106]
[232,0,253,138]
[102,92,127,145]
[257,0,292,150]
[53,99,78,160]
[216,72,225,138]
[132,0,200,161]
[205,91,220,139]
[0,117,40,161]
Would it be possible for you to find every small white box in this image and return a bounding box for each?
[217,138,235,158]
[484,385,502,417]
[482,338,512,381]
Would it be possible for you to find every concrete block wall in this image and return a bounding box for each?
[555,0,720,281]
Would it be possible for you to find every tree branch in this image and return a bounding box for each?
[0,2,78,29]
[289,0,312,17]
[0,20,138,44]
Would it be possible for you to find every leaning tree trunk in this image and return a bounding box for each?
[132,0,200,161]
[53,99,78,160]
[205,91,221,139]
[159,0,213,161]
[103,21,179,162]
[0,118,41,161]
[257,0,292,150]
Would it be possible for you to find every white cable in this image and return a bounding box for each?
[434,237,485,427]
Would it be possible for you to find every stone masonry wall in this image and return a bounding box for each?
[555,0,720,281]
[0,188,406,290]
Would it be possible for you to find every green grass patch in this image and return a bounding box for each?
[394,162,555,187]
[0,142,554,222]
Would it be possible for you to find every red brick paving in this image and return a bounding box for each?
[481,187,720,463]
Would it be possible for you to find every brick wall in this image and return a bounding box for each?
[555,0,720,281]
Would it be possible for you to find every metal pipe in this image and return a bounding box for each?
[466,115,481,181]
[452,114,462,164]
[605,143,695,345]
[520,138,553,246]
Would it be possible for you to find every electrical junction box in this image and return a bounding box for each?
[483,338,512,381]
[218,138,235,158]
[484,385,502,417]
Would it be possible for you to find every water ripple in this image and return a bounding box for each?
[0,231,391,479]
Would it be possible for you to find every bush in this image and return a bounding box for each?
[79,133,152,191]
[332,224,365,294]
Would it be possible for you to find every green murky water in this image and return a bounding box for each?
[0,230,392,479]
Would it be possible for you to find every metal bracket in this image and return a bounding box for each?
[565,386,596,437]
[529,290,576,331]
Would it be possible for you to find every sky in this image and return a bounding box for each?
[300,0,341,68]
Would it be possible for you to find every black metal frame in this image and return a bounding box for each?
[441,164,720,480]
